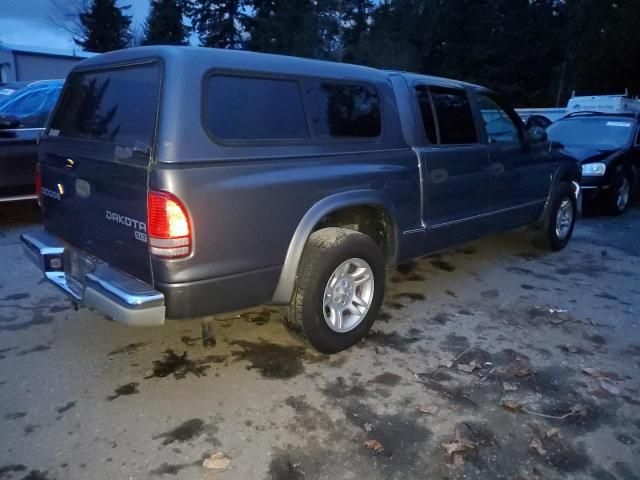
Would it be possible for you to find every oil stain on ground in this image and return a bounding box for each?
[153,418,218,446]
[145,349,225,379]
[430,259,456,272]
[55,401,76,414]
[230,341,307,379]
[108,342,148,356]
[107,382,140,401]
[155,419,205,445]
[358,329,421,352]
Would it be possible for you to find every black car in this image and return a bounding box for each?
[546,111,640,214]
[0,79,63,201]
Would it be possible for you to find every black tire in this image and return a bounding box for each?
[542,182,576,251]
[282,227,385,354]
[605,170,633,215]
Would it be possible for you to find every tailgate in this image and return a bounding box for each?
[39,61,161,284]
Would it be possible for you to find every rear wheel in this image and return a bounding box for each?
[542,182,576,251]
[282,227,385,353]
[605,170,632,215]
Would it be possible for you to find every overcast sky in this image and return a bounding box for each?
[0,0,153,51]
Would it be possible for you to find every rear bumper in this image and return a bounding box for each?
[21,230,165,326]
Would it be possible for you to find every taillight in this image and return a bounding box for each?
[35,163,42,206]
[147,190,192,258]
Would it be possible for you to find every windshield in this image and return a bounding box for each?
[546,117,634,150]
[0,83,62,128]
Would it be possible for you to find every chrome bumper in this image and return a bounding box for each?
[21,230,165,327]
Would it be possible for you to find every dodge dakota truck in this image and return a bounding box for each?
[22,46,581,353]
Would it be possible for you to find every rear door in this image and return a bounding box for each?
[414,85,490,222]
[39,61,161,284]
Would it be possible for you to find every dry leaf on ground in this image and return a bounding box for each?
[419,404,438,415]
[456,360,479,373]
[599,379,621,396]
[364,439,384,453]
[530,436,546,455]
[203,452,231,471]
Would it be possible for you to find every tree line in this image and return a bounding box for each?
[69,0,640,107]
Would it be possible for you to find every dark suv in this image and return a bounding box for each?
[547,112,639,214]
[22,47,581,353]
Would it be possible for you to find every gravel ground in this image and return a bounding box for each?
[0,200,639,480]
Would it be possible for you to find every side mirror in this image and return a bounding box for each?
[526,125,547,144]
[0,114,20,130]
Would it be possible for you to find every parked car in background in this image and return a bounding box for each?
[0,79,63,201]
[21,47,581,353]
[546,111,639,214]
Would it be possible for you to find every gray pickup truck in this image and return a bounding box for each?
[22,46,581,353]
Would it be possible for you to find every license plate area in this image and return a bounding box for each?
[64,248,97,284]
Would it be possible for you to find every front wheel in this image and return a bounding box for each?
[282,227,385,353]
[605,170,632,215]
[543,182,576,251]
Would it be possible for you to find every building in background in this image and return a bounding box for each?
[0,43,94,83]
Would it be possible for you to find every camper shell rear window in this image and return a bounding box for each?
[49,62,160,154]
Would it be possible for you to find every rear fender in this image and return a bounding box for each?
[270,190,397,305]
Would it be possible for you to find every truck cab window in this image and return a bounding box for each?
[476,94,521,144]
[429,87,477,144]
[415,86,438,144]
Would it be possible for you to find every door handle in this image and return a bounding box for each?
[65,158,76,169]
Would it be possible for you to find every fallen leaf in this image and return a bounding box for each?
[582,368,618,380]
[501,399,525,413]
[456,360,479,373]
[364,422,373,432]
[364,439,384,453]
[419,404,438,415]
[452,452,465,467]
[530,436,546,455]
[599,380,620,396]
[545,428,560,438]
[513,366,531,377]
[502,382,518,392]
[203,452,230,471]
[569,403,587,417]
[441,439,476,456]
[548,307,568,314]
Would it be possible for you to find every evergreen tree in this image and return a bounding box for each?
[186,0,244,48]
[246,0,318,57]
[564,0,640,98]
[143,0,189,46]
[73,0,132,52]
[340,0,373,62]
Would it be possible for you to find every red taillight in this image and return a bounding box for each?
[147,190,191,258]
[35,163,42,206]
